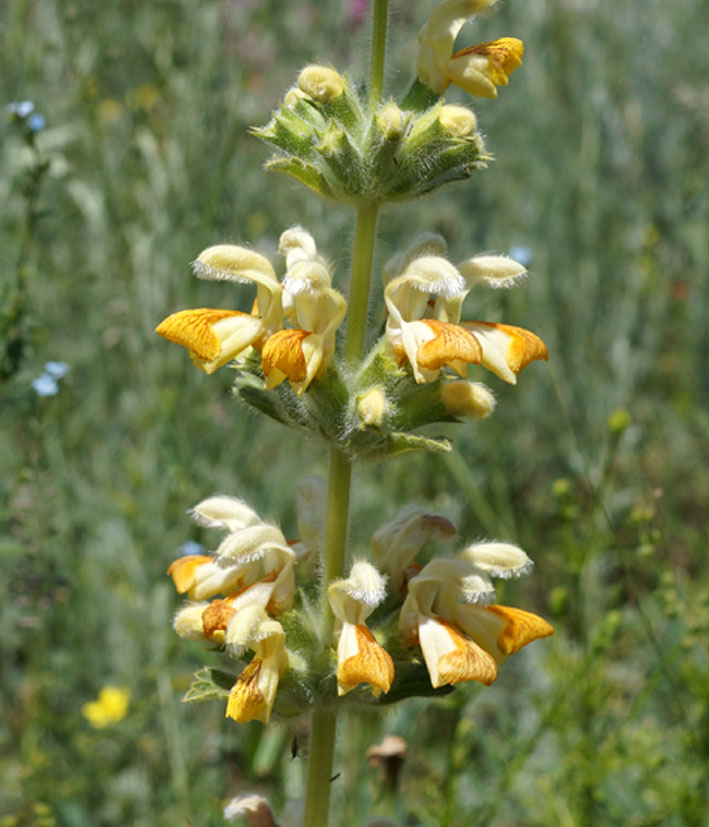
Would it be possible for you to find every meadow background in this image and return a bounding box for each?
[1,0,708,824]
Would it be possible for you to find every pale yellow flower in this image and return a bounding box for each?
[399,543,553,688]
[156,246,283,374]
[224,607,288,724]
[261,228,346,395]
[82,686,130,728]
[416,0,524,98]
[298,65,345,101]
[328,561,394,697]
[384,238,547,384]
[167,497,295,609]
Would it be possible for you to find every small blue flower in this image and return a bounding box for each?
[176,540,206,556]
[44,361,70,379]
[508,245,533,268]
[7,100,34,118]
[32,374,59,397]
[27,113,46,132]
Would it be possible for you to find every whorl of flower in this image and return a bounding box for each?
[156,226,345,394]
[328,561,395,697]
[383,237,548,384]
[399,542,553,688]
[371,503,457,593]
[416,0,524,98]
[168,495,295,626]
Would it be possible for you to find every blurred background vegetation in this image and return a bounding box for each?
[1,0,707,824]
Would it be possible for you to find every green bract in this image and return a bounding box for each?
[252,71,489,205]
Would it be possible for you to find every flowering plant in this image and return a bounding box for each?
[156,2,553,824]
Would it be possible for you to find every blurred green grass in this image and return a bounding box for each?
[1,0,707,824]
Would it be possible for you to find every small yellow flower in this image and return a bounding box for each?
[357,386,391,427]
[384,238,547,384]
[328,561,394,697]
[225,607,288,724]
[440,380,496,419]
[157,227,345,394]
[82,686,130,728]
[156,245,283,374]
[399,543,553,688]
[261,229,346,395]
[416,0,523,98]
[446,37,524,99]
[376,100,406,139]
[438,104,477,137]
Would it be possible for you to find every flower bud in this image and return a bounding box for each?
[457,254,528,288]
[441,381,496,419]
[223,794,278,827]
[357,387,391,427]
[298,65,345,102]
[376,101,405,139]
[173,602,208,639]
[438,105,477,137]
[458,541,533,578]
[284,87,309,108]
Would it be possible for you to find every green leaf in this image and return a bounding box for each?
[182,667,233,704]
[265,157,334,199]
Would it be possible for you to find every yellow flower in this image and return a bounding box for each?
[224,607,288,724]
[440,379,496,419]
[167,495,295,607]
[261,228,346,395]
[399,542,553,688]
[384,236,547,384]
[156,245,283,374]
[446,37,524,99]
[82,686,130,728]
[357,386,391,427]
[328,561,394,697]
[156,226,345,393]
[416,0,523,98]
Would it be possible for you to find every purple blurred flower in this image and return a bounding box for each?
[349,0,369,26]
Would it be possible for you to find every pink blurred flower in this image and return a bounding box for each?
[349,0,369,26]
